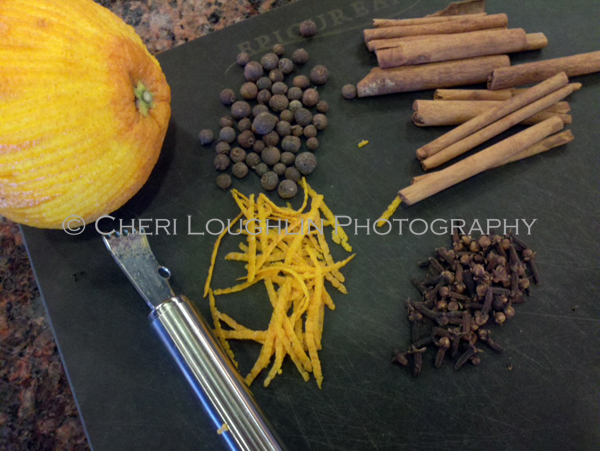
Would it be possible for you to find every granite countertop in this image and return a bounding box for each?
[0,1,294,449]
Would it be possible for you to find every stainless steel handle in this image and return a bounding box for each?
[150,296,286,451]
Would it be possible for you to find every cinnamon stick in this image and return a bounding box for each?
[488,50,600,90]
[357,55,510,97]
[369,31,546,53]
[415,72,569,160]
[399,116,565,206]
[363,14,508,43]
[421,82,580,170]
[411,130,574,184]
[412,100,571,127]
[373,13,487,28]
[376,29,546,68]
[434,89,513,101]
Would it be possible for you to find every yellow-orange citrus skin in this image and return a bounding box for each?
[0,0,171,228]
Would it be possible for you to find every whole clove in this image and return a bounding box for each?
[393,231,539,377]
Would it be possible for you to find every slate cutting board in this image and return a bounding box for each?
[22,0,600,450]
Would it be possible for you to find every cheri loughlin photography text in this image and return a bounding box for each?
[66,214,538,237]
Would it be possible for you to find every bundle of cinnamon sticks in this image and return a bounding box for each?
[397,72,577,205]
[357,0,600,97]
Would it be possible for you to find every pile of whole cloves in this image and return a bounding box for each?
[393,229,539,376]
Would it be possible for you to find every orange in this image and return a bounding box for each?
[0,0,171,228]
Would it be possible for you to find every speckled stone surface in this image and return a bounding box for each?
[0,1,295,449]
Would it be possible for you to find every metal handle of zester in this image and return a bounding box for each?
[150,296,286,451]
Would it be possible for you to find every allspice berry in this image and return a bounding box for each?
[284,166,301,182]
[232,162,249,179]
[302,88,319,108]
[268,69,284,83]
[231,101,251,120]
[280,151,296,166]
[292,48,309,65]
[316,100,329,113]
[253,140,266,154]
[236,52,250,67]
[237,117,252,132]
[278,179,298,199]
[220,116,234,128]
[219,88,236,106]
[306,137,319,151]
[276,121,292,137]
[271,82,288,96]
[292,75,310,89]
[313,114,328,131]
[261,171,279,191]
[291,125,303,137]
[230,147,247,163]
[256,77,272,91]
[263,131,280,147]
[273,163,286,176]
[245,152,261,168]
[219,126,236,144]
[240,82,258,100]
[269,94,289,112]
[295,152,317,175]
[253,112,278,135]
[280,109,294,123]
[294,108,313,126]
[342,84,357,99]
[216,173,232,190]
[244,61,263,82]
[299,20,317,37]
[256,89,272,105]
[288,100,303,112]
[261,146,281,166]
[281,135,301,153]
[237,130,256,148]
[255,163,269,177]
[278,58,294,74]
[310,65,329,85]
[272,44,285,57]
[215,141,231,155]
[214,154,230,171]
[198,129,214,145]
[303,125,317,138]
[287,87,303,101]
[261,53,280,71]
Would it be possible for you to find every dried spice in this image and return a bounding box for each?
[393,231,539,376]
[299,20,318,37]
[198,129,214,145]
[204,46,331,197]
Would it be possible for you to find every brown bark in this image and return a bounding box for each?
[416,72,569,160]
[357,55,510,97]
[377,29,546,69]
[434,88,513,100]
[399,117,565,206]
[411,130,574,184]
[363,14,507,43]
[488,50,600,90]
[372,13,487,28]
[421,83,580,170]
[412,100,570,126]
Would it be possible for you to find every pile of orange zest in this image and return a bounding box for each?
[376,195,402,228]
[204,179,354,389]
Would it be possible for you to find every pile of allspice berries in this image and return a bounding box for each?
[199,25,330,200]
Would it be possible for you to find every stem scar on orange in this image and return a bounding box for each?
[0,0,171,228]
